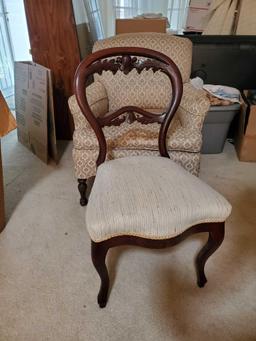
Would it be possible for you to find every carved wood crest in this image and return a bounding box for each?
[92,54,166,76]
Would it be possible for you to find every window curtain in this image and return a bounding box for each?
[83,0,190,39]
[168,0,189,33]
[203,0,238,35]
[113,0,189,34]
[204,0,256,35]
[113,0,169,18]
[83,0,104,41]
[114,0,139,18]
[236,0,256,35]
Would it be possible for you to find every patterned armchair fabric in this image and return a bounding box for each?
[69,32,210,180]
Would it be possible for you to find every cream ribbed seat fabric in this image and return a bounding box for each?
[86,156,232,242]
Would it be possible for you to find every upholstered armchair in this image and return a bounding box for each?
[68,32,210,205]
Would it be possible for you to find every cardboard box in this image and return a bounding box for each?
[189,0,212,9]
[186,1,212,32]
[15,62,57,164]
[235,91,256,162]
[0,91,17,232]
[185,7,211,32]
[116,18,167,34]
[0,91,16,138]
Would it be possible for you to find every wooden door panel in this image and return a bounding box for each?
[24,0,81,139]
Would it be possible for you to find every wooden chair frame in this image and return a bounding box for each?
[74,47,225,308]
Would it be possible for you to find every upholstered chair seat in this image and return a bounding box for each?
[86,156,231,242]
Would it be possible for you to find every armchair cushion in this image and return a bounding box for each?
[179,83,210,131]
[72,148,201,180]
[69,82,210,133]
[86,156,232,242]
[73,114,202,153]
[68,81,108,130]
[94,69,172,112]
[93,33,192,111]
[93,33,192,82]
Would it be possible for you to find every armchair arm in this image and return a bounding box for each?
[178,83,210,131]
[68,81,109,130]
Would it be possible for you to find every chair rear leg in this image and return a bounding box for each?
[78,179,88,206]
[195,222,225,288]
[91,240,109,308]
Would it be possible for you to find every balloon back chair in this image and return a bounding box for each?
[74,47,232,308]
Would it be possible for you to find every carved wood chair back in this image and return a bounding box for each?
[74,47,183,169]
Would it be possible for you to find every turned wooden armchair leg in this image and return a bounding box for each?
[78,179,88,206]
[91,240,110,308]
[195,222,225,288]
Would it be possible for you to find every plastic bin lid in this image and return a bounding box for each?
[209,103,241,111]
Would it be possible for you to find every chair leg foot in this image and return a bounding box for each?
[78,179,88,206]
[197,274,207,288]
[91,240,109,308]
[195,222,225,288]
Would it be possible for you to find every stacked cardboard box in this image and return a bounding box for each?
[116,18,167,34]
[235,91,256,161]
[185,0,212,32]
[15,62,57,164]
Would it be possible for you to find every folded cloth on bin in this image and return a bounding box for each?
[190,78,241,106]
[203,85,241,104]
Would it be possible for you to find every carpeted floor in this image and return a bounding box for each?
[0,131,255,341]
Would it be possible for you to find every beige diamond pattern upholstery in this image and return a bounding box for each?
[69,33,210,180]
[86,156,232,242]
[93,32,192,83]
[93,33,192,111]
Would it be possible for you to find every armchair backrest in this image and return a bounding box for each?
[74,47,183,168]
[92,33,192,111]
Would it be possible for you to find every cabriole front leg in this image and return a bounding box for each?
[91,240,110,308]
[195,222,225,288]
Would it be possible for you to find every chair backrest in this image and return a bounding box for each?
[74,47,183,168]
[92,33,192,111]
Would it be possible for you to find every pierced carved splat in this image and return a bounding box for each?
[98,106,166,127]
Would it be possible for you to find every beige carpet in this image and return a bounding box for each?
[0,131,255,341]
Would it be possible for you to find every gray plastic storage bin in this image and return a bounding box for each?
[201,103,240,154]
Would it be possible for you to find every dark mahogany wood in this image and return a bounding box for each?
[91,222,225,308]
[78,179,87,206]
[24,0,81,139]
[195,222,225,287]
[74,48,226,308]
[99,106,166,127]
